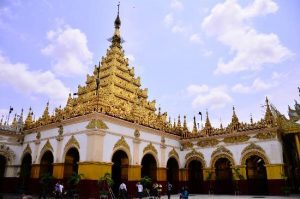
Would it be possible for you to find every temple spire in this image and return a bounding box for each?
[192,116,198,133]
[264,97,274,126]
[113,2,121,37]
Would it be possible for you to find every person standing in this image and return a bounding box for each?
[136,181,143,199]
[167,182,172,199]
[119,182,127,199]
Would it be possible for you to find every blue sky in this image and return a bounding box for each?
[0,0,299,129]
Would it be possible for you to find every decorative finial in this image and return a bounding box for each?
[114,2,121,29]
[117,1,120,15]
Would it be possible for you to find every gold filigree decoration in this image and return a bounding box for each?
[254,131,277,140]
[62,135,80,161]
[197,139,219,147]
[23,144,32,155]
[86,119,108,129]
[0,144,16,164]
[143,142,158,155]
[134,129,140,138]
[223,135,250,144]
[168,148,179,160]
[181,141,193,150]
[241,150,270,165]
[113,136,130,152]
[39,139,53,162]
[36,132,41,140]
[210,146,235,167]
[185,149,206,167]
[241,142,264,155]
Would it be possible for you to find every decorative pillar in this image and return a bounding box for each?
[156,167,167,182]
[231,166,247,194]
[202,168,215,194]
[128,165,141,181]
[78,162,112,180]
[265,164,285,195]
[53,128,64,179]
[133,138,140,165]
[86,130,106,162]
[33,132,41,164]
[52,163,64,179]
[179,168,188,182]
[30,164,40,178]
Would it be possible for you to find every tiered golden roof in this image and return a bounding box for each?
[22,8,289,140]
[24,10,170,132]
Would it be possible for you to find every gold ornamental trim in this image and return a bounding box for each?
[62,135,80,160]
[197,139,219,147]
[113,136,130,152]
[223,135,250,144]
[241,142,264,155]
[0,144,16,164]
[210,146,235,167]
[168,147,179,160]
[134,129,140,138]
[86,119,108,129]
[254,131,277,140]
[21,144,32,161]
[181,141,193,150]
[39,139,53,162]
[185,149,206,168]
[240,142,269,165]
[143,142,158,155]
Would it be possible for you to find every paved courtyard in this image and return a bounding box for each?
[1,194,300,199]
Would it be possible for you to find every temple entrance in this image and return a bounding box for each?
[20,154,32,190]
[39,151,54,177]
[112,150,129,193]
[167,157,179,192]
[187,160,203,194]
[246,155,268,195]
[167,157,179,184]
[215,158,233,194]
[64,148,80,178]
[141,154,157,182]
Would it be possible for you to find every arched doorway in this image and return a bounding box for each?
[167,157,179,191]
[112,150,129,193]
[215,158,233,194]
[141,154,157,182]
[40,151,53,177]
[187,160,203,194]
[246,155,268,195]
[64,148,80,178]
[20,154,32,189]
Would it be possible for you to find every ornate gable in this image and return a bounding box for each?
[143,142,158,155]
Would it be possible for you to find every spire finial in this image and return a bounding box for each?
[117,1,120,15]
[114,2,121,29]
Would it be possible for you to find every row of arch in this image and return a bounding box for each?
[0,147,268,195]
[112,149,269,195]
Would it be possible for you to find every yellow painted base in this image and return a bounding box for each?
[53,163,64,179]
[232,166,247,180]
[128,165,141,181]
[266,164,285,179]
[78,161,112,180]
[156,167,167,181]
[179,168,188,181]
[203,168,215,181]
[30,164,40,178]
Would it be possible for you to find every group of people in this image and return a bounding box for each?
[118,181,181,199]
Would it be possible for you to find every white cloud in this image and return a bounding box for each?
[171,0,184,11]
[42,25,93,76]
[189,34,203,44]
[202,0,293,75]
[164,13,174,26]
[232,78,273,93]
[188,84,232,109]
[0,53,69,105]
[171,24,187,34]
